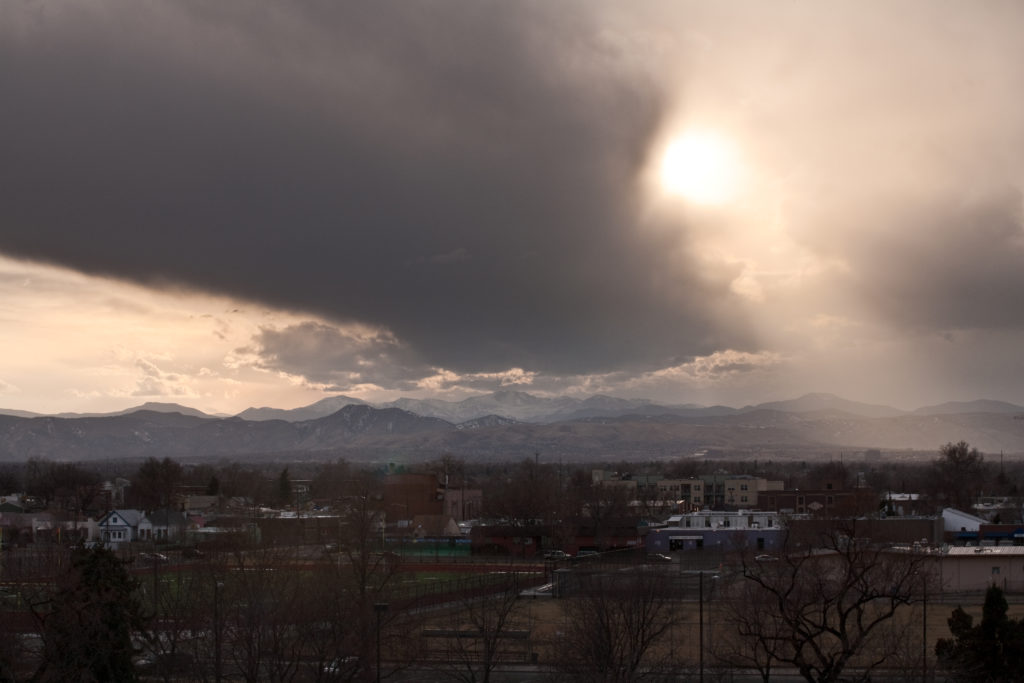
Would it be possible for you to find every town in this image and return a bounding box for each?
[0,441,1021,681]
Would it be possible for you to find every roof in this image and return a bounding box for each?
[142,509,189,527]
[942,507,988,531]
[99,509,144,527]
[946,546,1024,556]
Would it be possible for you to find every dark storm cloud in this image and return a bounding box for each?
[0,0,751,380]
[249,321,429,391]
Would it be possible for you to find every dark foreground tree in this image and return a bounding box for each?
[936,585,1024,682]
[32,547,148,682]
[555,565,683,681]
[427,573,530,683]
[725,530,928,683]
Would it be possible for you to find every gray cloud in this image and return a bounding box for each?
[248,321,430,391]
[2,1,1024,404]
[0,1,750,379]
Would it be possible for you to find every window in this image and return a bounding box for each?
[993,566,1001,575]
[741,496,749,503]
[826,496,834,504]
[740,484,749,491]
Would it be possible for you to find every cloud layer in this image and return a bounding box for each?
[2,1,1023,410]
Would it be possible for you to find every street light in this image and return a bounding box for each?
[214,580,224,683]
[374,602,389,683]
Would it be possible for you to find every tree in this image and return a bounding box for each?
[555,565,683,681]
[481,459,558,526]
[726,529,928,683]
[936,585,1024,682]
[32,547,149,682]
[427,573,530,683]
[277,467,292,507]
[931,441,985,511]
[132,457,183,509]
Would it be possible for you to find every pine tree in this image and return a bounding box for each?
[278,467,292,507]
[936,585,1024,681]
[33,547,149,682]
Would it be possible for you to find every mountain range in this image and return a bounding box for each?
[1,392,1022,462]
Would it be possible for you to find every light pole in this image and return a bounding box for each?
[699,570,704,683]
[374,602,389,683]
[214,580,224,683]
[922,574,928,683]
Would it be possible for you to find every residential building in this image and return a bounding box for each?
[138,508,190,543]
[97,509,144,547]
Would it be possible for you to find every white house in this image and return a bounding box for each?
[97,509,144,547]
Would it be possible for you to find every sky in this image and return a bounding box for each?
[2,1,1024,416]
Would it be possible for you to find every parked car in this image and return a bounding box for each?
[323,655,360,678]
[134,652,193,674]
[645,553,673,563]
[138,552,169,564]
[543,550,571,561]
[572,550,599,562]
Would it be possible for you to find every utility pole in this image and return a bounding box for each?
[375,602,389,682]
[699,570,704,683]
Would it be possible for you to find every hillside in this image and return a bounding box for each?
[1,401,1023,463]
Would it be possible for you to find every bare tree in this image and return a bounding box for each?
[714,574,791,682]
[725,529,929,683]
[930,441,985,512]
[425,573,531,683]
[555,565,683,681]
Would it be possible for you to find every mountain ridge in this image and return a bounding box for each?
[0,396,1023,462]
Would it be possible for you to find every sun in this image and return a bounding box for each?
[659,131,741,205]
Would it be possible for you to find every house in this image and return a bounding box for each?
[138,509,190,543]
[97,509,144,547]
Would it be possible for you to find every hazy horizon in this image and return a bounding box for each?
[3,2,1024,416]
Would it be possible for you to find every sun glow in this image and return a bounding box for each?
[659,132,741,205]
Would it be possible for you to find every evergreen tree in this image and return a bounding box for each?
[936,585,1024,681]
[33,547,148,682]
[278,467,292,507]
